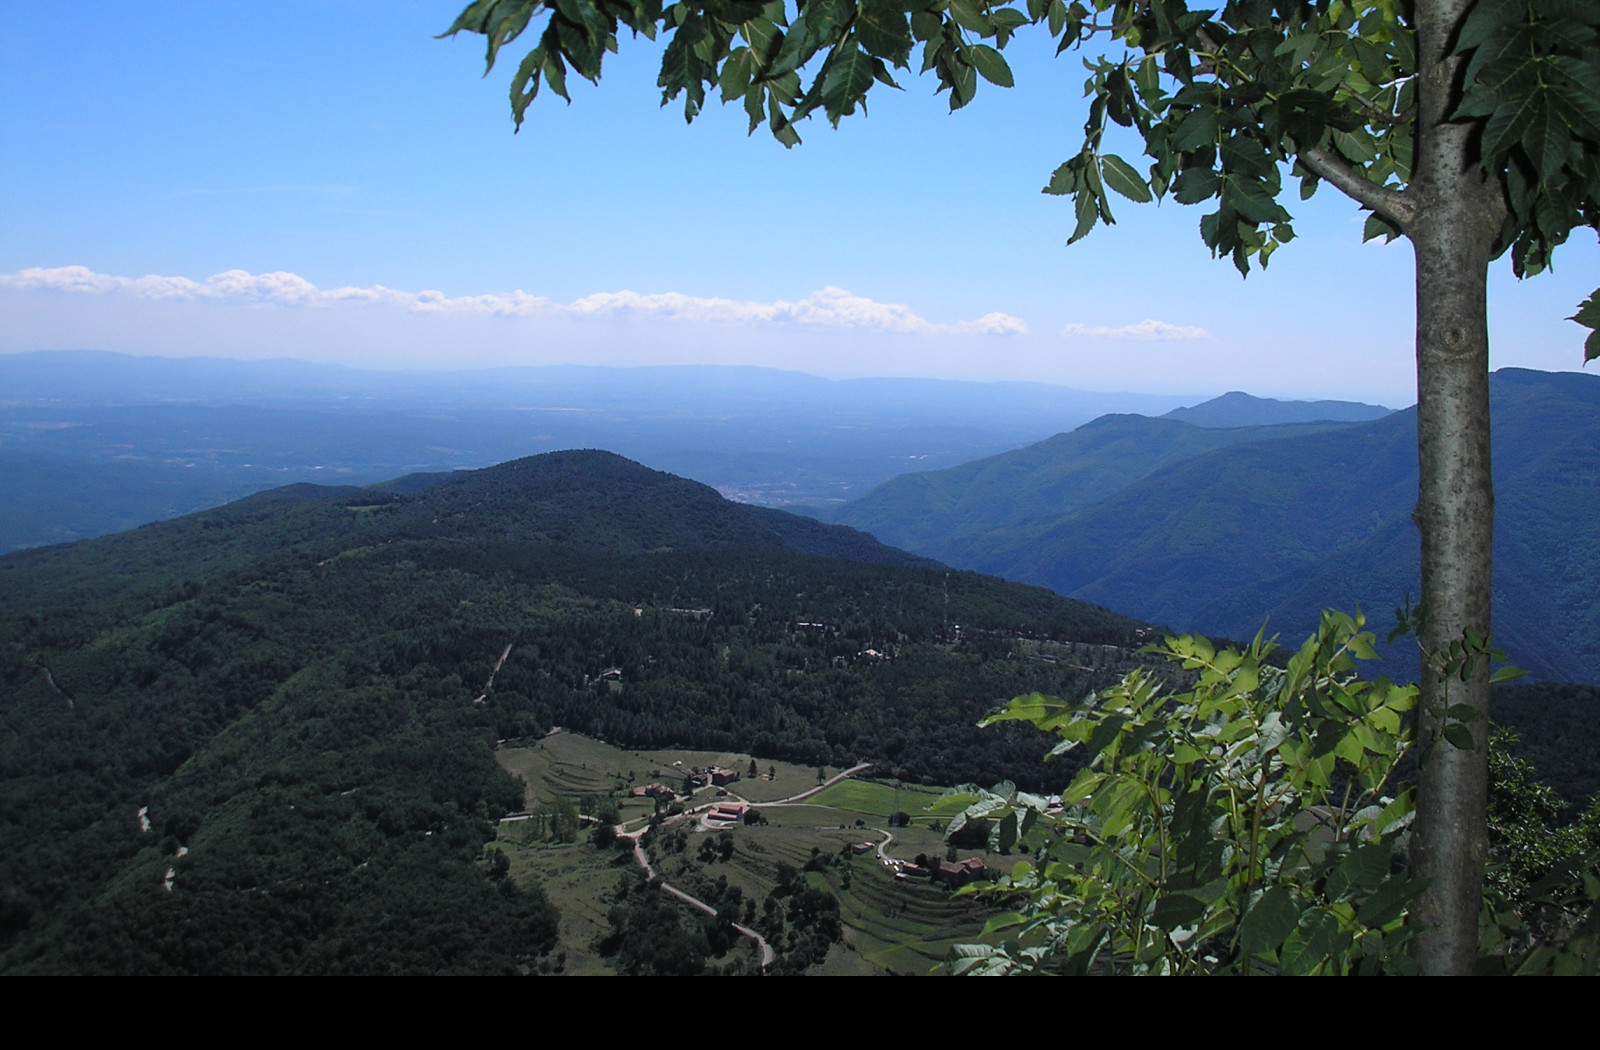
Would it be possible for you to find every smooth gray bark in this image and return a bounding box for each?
[1405,0,1507,976]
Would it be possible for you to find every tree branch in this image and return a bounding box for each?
[1192,19,1418,232]
[1297,144,1418,231]
[1340,78,1417,126]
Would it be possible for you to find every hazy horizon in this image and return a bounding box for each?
[5,5,1595,407]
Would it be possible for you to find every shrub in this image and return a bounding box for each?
[945,611,1422,975]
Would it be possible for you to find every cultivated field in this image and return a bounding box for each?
[494,731,1014,975]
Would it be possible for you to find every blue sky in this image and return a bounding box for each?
[2,2,1594,405]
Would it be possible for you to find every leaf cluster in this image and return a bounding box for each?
[1042,0,1416,274]
[1454,0,1600,321]
[944,610,1424,975]
[1389,596,1523,753]
[1477,728,1600,975]
[445,0,1024,145]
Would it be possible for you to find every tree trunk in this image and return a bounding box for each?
[1406,0,1507,976]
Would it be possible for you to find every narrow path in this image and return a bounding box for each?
[726,762,873,807]
[874,825,894,861]
[500,750,877,971]
[622,827,777,968]
[473,642,514,704]
[612,762,876,969]
[36,663,74,710]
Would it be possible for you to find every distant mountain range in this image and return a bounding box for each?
[0,351,1200,552]
[822,369,1599,684]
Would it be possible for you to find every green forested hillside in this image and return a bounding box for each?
[822,369,1600,684]
[827,414,1358,553]
[1020,410,1417,648]
[0,451,1147,974]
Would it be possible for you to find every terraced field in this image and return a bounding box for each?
[835,858,992,974]
[495,732,1011,974]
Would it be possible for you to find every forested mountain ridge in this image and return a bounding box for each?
[820,368,1600,685]
[0,450,931,613]
[0,450,1147,974]
[1160,391,1394,427]
[824,414,1362,552]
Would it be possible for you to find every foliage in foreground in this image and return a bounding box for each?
[946,612,1600,975]
[944,612,1423,975]
[1478,733,1600,976]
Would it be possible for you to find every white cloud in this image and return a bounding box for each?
[1059,318,1209,341]
[567,286,1027,335]
[1,266,1026,336]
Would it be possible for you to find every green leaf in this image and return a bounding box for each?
[1561,289,1600,329]
[543,49,571,103]
[1068,183,1100,243]
[944,942,1001,975]
[819,45,877,124]
[945,0,992,36]
[1100,153,1152,202]
[1084,714,1126,759]
[1518,96,1572,185]
[967,45,1014,88]
[1442,723,1477,751]
[1169,107,1218,152]
[739,15,782,60]
[1363,211,1402,243]
[1480,85,1542,168]
[1372,789,1417,837]
[1171,166,1222,204]
[1326,842,1391,902]
[1150,893,1206,931]
[942,50,978,111]
[1219,133,1275,179]
[997,808,1019,852]
[1223,176,1287,225]
[856,0,913,65]
[1240,885,1300,956]
[1282,908,1349,975]
[767,10,816,78]
[1046,0,1068,37]
[719,48,753,101]
[1357,875,1425,928]
[1042,160,1079,197]
[509,45,546,128]
[1456,0,1521,53]
[804,0,855,41]
[979,911,1027,936]
[1570,291,1600,362]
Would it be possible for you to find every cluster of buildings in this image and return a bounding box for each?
[887,855,990,888]
[685,766,742,790]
